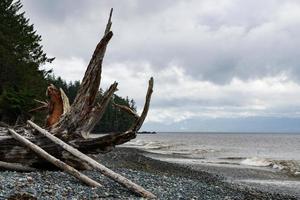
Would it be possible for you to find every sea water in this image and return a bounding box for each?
[122,132,300,176]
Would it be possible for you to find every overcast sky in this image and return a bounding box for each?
[21,0,300,132]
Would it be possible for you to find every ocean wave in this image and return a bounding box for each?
[125,140,179,151]
[125,140,216,159]
[241,157,272,167]
[126,140,300,177]
[241,157,300,176]
[192,148,216,154]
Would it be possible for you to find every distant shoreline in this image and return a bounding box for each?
[137,131,157,134]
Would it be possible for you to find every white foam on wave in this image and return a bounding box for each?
[241,157,272,167]
[241,157,300,176]
[127,139,148,146]
[124,140,174,151]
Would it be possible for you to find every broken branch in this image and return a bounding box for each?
[130,77,154,132]
[113,103,139,119]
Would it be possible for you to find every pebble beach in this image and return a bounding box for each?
[0,148,298,200]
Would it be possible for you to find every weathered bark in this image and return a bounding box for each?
[51,8,114,139]
[130,77,153,132]
[45,84,64,127]
[30,86,71,128]
[8,128,102,187]
[28,120,156,199]
[75,82,118,138]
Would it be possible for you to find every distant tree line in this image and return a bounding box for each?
[0,0,52,124]
[0,0,136,133]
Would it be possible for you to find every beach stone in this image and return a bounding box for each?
[27,176,33,183]
[0,147,297,200]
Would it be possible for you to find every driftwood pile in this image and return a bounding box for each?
[0,9,156,199]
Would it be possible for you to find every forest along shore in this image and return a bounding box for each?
[0,148,297,200]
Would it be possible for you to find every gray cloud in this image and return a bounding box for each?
[20,0,300,131]
[22,0,300,83]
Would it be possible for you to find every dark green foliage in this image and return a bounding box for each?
[0,0,53,124]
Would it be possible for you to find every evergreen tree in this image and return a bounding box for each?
[0,0,53,123]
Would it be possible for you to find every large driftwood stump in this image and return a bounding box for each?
[0,8,156,198]
[0,8,153,169]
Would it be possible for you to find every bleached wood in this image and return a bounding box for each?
[60,88,71,114]
[0,161,35,171]
[130,77,153,132]
[28,120,156,199]
[8,128,102,187]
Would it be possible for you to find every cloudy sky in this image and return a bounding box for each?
[21,0,300,132]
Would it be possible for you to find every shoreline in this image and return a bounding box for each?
[0,147,298,199]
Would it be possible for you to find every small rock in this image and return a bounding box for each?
[104,192,110,196]
[27,176,33,183]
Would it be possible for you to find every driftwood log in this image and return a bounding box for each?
[27,120,156,198]
[8,128,102,188]
[0,161,35,172]
[0,8,156,198]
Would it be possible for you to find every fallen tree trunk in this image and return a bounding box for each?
[8,129,102,187]
[0,161,35,172]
